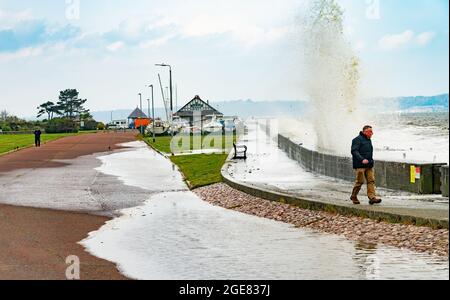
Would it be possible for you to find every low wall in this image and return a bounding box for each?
[278,134,446,195]
[441,166,449,197]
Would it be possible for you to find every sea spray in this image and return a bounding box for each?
[297,0,364,154]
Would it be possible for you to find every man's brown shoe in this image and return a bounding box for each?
[369,197,382,205]
[350,196,360,205]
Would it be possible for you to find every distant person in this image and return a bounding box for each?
[34,129,42,147]
[350,125,382,205]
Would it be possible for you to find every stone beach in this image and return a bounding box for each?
[195,183,449,258]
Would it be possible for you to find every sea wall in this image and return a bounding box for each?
[278,134,446,195]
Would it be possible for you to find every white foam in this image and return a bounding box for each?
[96,141,188,192]
[279,117,449,164]
[80,191,448,280]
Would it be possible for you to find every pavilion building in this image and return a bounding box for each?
[174,95,223,127]
[128,107,151,129]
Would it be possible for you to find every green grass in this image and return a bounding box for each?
[142,134,238,189]
[0,132,97,155]
[144,134,236,154]
[144,136,173,153]
[170,154,229,189]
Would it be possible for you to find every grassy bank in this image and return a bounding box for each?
[143,134,235,189]
[170,154,229,189]
[0,131,97,155]
[144,134,236,154]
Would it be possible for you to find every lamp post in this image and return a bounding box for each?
[138,93,143,135]
[155,63,173,140]
[155,64,172,112]
[147,84,155,143]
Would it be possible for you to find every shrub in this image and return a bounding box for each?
[45,118,79,133]
[0,124,12,132]
[97,122,106,131]
[81,119,99,131]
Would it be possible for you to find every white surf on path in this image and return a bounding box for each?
[80,141,448,280]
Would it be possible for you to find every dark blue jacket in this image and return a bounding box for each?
[34,130,42,139]
[351,132,374,169]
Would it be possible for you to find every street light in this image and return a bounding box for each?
[147,84,155,143]
[138,93,144,135]
[155,63,173,139]
[155,64,172,110]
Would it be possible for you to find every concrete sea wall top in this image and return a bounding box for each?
[278,134,448,195]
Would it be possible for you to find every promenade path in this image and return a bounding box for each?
[0,132,136,279]
[1,131,447,280]
[223,122,449,227]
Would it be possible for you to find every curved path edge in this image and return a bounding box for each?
[221,161,449,229]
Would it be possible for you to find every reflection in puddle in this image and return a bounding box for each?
[82,192,448,280]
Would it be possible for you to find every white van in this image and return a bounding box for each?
[108,120,128,130]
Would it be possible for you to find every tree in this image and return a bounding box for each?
[79,110,93,121]
[0,110,8,121]
[45,118,79,133]
[56,89,88,119]
[37,101,60,120]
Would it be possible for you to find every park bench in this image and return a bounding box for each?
[233,143,248,160]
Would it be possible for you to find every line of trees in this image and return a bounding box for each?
[1,89,101,133]
[36,89,100,133]
[37,89,91,121]
[0,110,44,132]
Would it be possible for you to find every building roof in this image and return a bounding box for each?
[128,107,148,119]
[174,95,223,117]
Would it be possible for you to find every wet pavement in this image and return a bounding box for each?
[82,191,448,280]
[1,134,447,279]
[0,141,186,216]
[81,142,448,280]
[224,121,449,223]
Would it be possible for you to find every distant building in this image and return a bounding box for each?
[128,107,151,129]
[108,119,128,130]
[174,95,223,127]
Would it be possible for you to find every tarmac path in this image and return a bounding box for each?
[0,132,136,280]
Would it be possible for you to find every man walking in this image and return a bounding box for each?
[34,129,42,147]
[350,125,382,205]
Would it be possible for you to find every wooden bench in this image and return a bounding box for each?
[233,143,248,160]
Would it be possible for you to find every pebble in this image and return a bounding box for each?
[194,183,449,258]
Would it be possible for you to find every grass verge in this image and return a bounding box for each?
[0,131,98,155]
[170,154,229,189]
[144,134,236,154]
[142,134,235,189]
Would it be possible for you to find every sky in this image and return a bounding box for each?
[0,0,448,117]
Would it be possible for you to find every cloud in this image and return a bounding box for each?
[106,41,125,52]
[0,46,43,63]
[181,13,291,48]
[416,31,436,46]
[139,34,175,49]
[102,18,178,44]
[378,30,415,50]
[378,30,437,50]
[0,9,33,28]
[0,18,80,53]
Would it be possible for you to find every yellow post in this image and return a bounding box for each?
[410,165,416,184]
